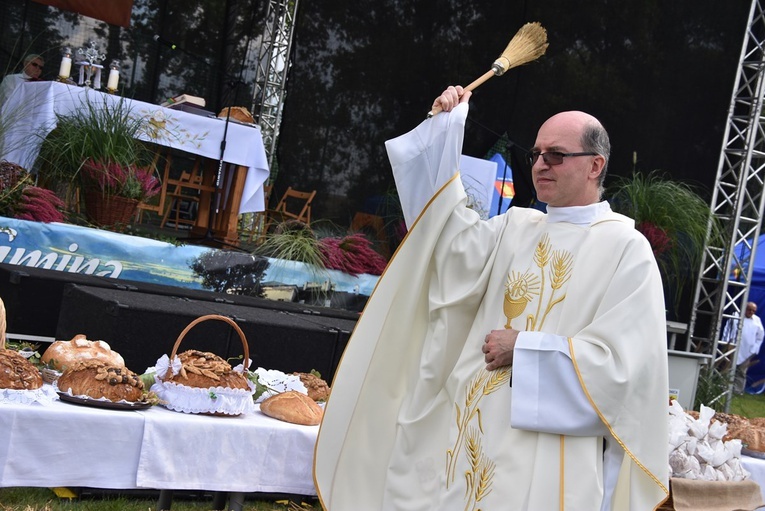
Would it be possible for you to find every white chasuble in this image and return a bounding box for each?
[314,104,670,511]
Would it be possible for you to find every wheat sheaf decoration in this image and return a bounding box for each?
[428,21,549,117]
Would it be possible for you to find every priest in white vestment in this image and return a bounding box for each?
[315,86,669,511]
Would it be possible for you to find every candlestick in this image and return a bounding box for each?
[107,68,119,91]
[58,57,71,79]
[58,47,72,82]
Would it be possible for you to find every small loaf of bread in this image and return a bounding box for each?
[293,372,330,401]
[218,106,254,124]
[260,390,323,426]
[41,334,124,371]
[737,426,765,452]
[0,349,42,390]
[57,360,144,402]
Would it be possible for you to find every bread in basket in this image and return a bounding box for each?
[150,315,256,416]
[0,296,57,405]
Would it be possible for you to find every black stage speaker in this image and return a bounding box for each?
[0,261,360,338]
[0,263,117,338]
[56,284,358,382]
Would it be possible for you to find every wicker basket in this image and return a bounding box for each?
[0,297,58,404]
[82,189,140,228]
[152,314,255,416]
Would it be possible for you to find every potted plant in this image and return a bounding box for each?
[607,171,720,320]
[36,94,159,227]
[79,159,160,227]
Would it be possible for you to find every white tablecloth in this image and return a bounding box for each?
[0,389,317,495]
[0,81,268,213]
[743,455,765,510]
[137,405,317,494]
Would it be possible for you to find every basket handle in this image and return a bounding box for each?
[168,314,250,375]
[0,296,6,349]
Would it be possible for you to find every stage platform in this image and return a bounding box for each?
[0,215,377,380]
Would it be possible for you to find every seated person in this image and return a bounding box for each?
[0,54,44,107]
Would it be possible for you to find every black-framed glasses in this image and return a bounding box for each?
[527,151,598,167]
[29,62,43,69]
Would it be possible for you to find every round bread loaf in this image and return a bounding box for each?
[218,106,254,124]
[260,390,323,425]
[57,359,144,402]
[0,349,42,390]
[164,350,250,390]
[41,334,125,371]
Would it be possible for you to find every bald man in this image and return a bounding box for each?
[316,86,669,511]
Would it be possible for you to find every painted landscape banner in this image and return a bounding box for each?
[0,217,379,296]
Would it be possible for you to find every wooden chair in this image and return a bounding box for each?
[259,186,317,240]
[160,159,214,230]
[135,146,173,224]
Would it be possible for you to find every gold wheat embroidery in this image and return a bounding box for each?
[530,234,552,331]
[451,233,573,510]
[446,367,511,493]
[463,426,496,511]
[538,249,573,330]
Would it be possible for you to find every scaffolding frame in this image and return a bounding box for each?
[687,0,765,410]
[252,0,299,176]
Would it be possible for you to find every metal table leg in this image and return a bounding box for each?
[157,489,174,510]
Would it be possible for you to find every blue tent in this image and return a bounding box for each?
[729,234,765,392]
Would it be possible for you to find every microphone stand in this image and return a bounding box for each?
[152,32,251,251]
[192,90,244,250]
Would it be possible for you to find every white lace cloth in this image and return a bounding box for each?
[252,367,307,403]
[0,385,58,405]
[150,354,256,415]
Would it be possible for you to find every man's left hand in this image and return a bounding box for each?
[482,328,519,371]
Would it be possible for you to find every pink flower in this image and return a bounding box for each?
[14,186,66,223]
[81,159,160,201]
[637,221,672,257]
[319,233,388,276]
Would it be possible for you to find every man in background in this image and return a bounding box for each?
[724,301,765,394]
[0,54,44,106]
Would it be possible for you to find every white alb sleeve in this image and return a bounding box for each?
[510,331,608,436]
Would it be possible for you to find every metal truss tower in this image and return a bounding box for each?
[252,0,299,176]
[686,0,765,409]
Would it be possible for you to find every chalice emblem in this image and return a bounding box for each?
[503,270,540,328]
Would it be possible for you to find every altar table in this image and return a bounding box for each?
[0,81,270,244]
[0,390,318,497]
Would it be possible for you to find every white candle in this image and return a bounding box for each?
[107,68,119,90]
[58,56,71,78]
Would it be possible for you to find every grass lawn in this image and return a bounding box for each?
[731,391,765,418]
[0,488,321,511]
